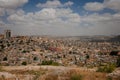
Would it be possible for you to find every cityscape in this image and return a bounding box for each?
[0,29,120,80]
[0,0,120,80]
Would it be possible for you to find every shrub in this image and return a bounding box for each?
[41,60,59,66]
[97,64,116,73]
[52,62,59,66]
[70,74,83,80]
[22,50,27,53]
[21,61,27,65]
[41,60,52,65]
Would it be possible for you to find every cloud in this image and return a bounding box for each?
[35,8,57,20]
[0,8,5,16]
[104,0,120,11]
[8,8,80,24]
[81,13,120,35]
[0,0,28,9]
[6,8,81,36]
[82,13,112,22]
[84,2,104,11]
[36,0,73,8]
[0,20,5,26]
[6,7,120,36]
[84,0,120,12]
[5,6,120,36]
[0,0,28,17]
[64,1,74,6]
[0,0,120,36]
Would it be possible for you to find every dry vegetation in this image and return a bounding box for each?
[0,66,113,80]
[68,69,107,80]
[0,66,48,80]
[42,69,108,80]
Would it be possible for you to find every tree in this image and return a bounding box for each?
[33,57,38,61]
[21,61,27,65]
[86,54,90,59]
[3,57,7,61]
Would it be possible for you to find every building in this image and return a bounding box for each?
[4,30,11,39]
[0,34,4,39]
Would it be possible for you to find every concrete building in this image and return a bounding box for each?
[4,30,11,39]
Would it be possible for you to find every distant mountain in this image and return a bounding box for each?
[109,35,120,42]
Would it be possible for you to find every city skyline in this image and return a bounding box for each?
[0,0,120,36]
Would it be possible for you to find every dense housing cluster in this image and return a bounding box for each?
[0,33,120,67]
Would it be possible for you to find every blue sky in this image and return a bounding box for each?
[23,0,104,14]
[0,0,120,36]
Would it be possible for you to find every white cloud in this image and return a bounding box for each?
[82,13,112,22]
[6,8,81,36]
[80,13,120,35]
[84,0,120,12]
[84,2,104,11]
[0,0,28,16]
[8,8,80,24]
[0,0,28,9]
[35,8,56,20]
[5,7,120,36]
[36,0,73,8]
[0,8,5,16]
[64,1,74,6]
[104,0,120,11]
[0,20,5,26]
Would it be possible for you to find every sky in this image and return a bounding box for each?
[0,0,120,36]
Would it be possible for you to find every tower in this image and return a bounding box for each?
[4,30,11,39]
